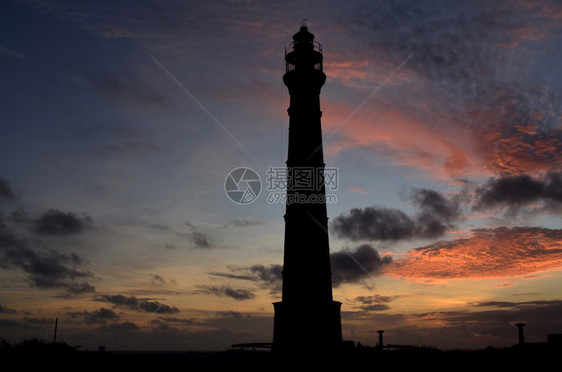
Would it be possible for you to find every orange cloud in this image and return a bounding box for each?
[321,99,480,179]
[387,227,562,281]
[350,187,370,194]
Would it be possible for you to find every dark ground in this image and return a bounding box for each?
[2,339,559,371]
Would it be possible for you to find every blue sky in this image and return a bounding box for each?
[1,0,562,351]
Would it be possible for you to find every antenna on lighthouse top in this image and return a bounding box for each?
[301,19,308,28]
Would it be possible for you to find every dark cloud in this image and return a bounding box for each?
[332,189,461,242]
[95,294,179,313]
[190,231,211,249]
[22,317,55,325]
[60,282,96,297]
[330,244,392,287]
[208,271,255,281]
[352,295,393,312]
[150,317,198,325]
[214,310,247,318]
[210,264,283,296]
[197,286,255,301]
[151,274,166,285]
[247,264,282,286]
[7,209,29,223]
[359,304,390,312]
[472,300,562,310]
[475,172,562,212]
[0,319,27,328]
[215,250,391,291]
[222,219,264,228]
[0,304,18,314]
[412,188,461,222]
[33,209,92,236]
[0,222,94,293]
[0,209,95,295]
[0,177,18,200]
[411,188,462,237]
[355,295,394,305]
[331,207,416,242]
[67,308,119,324]
[99,321,139,332]
[418,300,562,330]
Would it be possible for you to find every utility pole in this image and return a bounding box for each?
[53,317,58,344]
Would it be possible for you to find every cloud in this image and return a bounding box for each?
[66,308,120,324]
[150,317,198,325]
[22,317,55,325]
[95,294,179,313]
[320,1,562,178]
[352,295,394,312]
[0,221,95,293]
[475,172,562,213]
[331,207,417,242]
[388,227,562,280]
[0,304,18,314]
[330,244,392,287]
[332,188,461,242]
[0,177,18,200]
[197,286,256,301]
[417,300,562,329]
[411,187,462,237]
[210,264,283,295]
[190,231,211,249]
[214,248,393,291]
[412,188,461,222]
[246,264,282,286]
[33,209,92,236]
[99,321,139,332]
[222,219,265,228]
[151,274,166,285]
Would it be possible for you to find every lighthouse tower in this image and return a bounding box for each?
[272,23,342,352]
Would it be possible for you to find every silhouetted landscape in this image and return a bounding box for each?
[2,338,560,370]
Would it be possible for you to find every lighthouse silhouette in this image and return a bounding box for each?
[272,22,343,352]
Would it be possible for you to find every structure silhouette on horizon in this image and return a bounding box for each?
[272,22,343,352]
[516,323,526,345]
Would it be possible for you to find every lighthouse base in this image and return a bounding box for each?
[272,300,343,353]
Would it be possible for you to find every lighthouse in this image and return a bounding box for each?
[272,23,343,352]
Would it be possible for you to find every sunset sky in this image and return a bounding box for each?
[1,0,562,351]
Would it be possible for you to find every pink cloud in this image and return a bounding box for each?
[321,99,481,179]
[350,187,370,194]
[387,227,562,281]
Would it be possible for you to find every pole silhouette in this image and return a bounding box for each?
[516,323,525,345]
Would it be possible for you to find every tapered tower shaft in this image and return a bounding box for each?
[272,24,342,352]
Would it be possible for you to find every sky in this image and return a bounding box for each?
[1,0,562,352]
